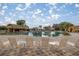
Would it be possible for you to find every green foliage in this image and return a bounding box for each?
[59,22,74,31]
[16,20,26,25]
[0,26,6,30]
[7,24,14,26]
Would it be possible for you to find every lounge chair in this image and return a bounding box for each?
[25,36,33,49]
[41,37,49,49]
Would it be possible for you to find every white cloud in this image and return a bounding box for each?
[51,14,60,20]
[4,17,16,24]
[32,13,43,19]
[42,19,46,22]
[49,8,52,14]
[49,3,57,9]
[49,7,59,14]
[56,8,60,11]
[25,3,31,9]
[2,5,8,9]
[5,17,11,22]
[16,4,24,11]
[47,16,51,19]
[41,13,44,16]
[31,9,42,19]
[75,4,79,7]
[53,5,57,9]
[59,5,66,10]
[0,21,4,25]
[9,12,16,18]
[34,9,42,14]
[44,23,50,26]
[0,21,2,24]
[49,3,57,6]
[16,7,23,11]
[16,3,31,11]
[13,14,16,17]
[0,10,5,15]
[32,14,36,19]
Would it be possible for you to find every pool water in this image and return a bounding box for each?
[5,31,63,37]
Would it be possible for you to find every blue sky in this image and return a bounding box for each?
[0,3,79,28]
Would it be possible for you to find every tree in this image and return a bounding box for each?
[7,24,14,26]
[16,20,29,29]
[0,26,6,30]
[53,24,60,30]
[39,25,42,29]
[59,22,74,31]
[16,20,26,25]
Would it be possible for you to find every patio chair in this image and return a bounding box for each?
[41,37,49,49]
[75,39,79,48]
[8,37,18,49]
[59,36,69,49]
[34,38,42,49]
[0,40,4,49]
[25,36,33,48]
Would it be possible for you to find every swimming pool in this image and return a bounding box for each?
[4,31,63,37]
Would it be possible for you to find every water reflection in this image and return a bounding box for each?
[43,32,51,37]
[5,31,63,37]
[26,31,62,37]
[32,32,42,37]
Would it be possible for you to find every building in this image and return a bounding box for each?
[6,24,29,32]
[68,26,79,32]
[43,26,54,31]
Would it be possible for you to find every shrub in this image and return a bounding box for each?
[62,31,70,36]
